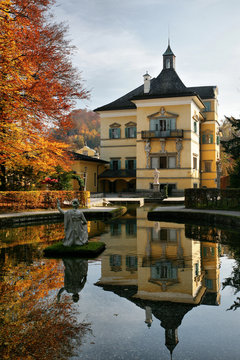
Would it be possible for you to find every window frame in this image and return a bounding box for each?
[202,133,213,144]
[110,159,121,170]
[204,160,212,173]
[125,126,136,138]
[125,158,136,170]
[193,156,198,170]
[109,127,121,139]
[150,154,177,169]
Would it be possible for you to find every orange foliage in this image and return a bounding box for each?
[0,259,90,359]
[0,190,90,210]
[53,109,100,150]
[0,222,64,248]
[0,0,89,188]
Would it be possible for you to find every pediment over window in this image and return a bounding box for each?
[125,121,136,127]
[147,107,179,120]
[110,122,121,128]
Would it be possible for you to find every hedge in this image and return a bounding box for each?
[185,188,240,210]
[0,190,90,211]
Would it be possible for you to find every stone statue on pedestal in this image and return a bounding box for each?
[153,168,160,184]
[57,198,88,247]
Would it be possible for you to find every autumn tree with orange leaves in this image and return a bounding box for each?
[0,0,89,190]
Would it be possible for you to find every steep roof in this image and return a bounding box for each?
[94,47,217,112]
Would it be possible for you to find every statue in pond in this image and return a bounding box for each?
[57,258,88,303]
[57,198,88,246]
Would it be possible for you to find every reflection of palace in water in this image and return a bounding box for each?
[97,207,221,356]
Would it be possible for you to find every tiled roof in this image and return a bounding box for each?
[71,152,109,164]
[94,70,217,112]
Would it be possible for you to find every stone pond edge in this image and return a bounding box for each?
[148,208,240,230]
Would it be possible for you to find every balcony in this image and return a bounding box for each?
[141,129,184,139]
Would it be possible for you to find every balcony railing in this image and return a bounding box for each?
[141,129,184,139]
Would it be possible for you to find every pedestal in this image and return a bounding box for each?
[153,183,160,192]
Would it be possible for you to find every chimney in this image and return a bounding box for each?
[143,71,151,94]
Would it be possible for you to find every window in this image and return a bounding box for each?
[110,223,121,236]
[217,135,220,145]
[204,161,212,172]
[110,254,122,271]
[193,183,198,188]
[194,121,197,133]
[160,156,167,168]
[109,127,121,139]
[203,101,211,112]
[168,156,176,168]
[193,156,198,169]
[151,157,159,169]
[166,58,171,69]
[202,134,213,144]
[126,222,137,236]
[126,256,138,271]
[110,159,121,170]
[151,261,177,280]
[125,126,136,138]
[125,159,136,170]
[151,228,177,242]
[195,263,199,276]
[203,247,215,257]
[151,155,176,169]
[150,118,176,132]
[205,278,213,290]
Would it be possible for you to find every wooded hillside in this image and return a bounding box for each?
[53,109,100,151]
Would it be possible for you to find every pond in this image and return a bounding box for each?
[0,205,240,360]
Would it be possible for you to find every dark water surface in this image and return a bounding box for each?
[0,206,240,360]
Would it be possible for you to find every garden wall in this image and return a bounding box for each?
[185,188,240,210]
[0,191,90,211]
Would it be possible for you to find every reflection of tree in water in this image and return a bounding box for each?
[221,230,240,310]
[57,258,88,303]
[222,258,240,310]
[0,258,90,359]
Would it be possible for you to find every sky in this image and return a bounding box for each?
[53,0,240,121]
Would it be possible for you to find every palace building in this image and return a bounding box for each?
[95,43,220,195]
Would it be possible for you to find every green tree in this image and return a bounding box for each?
[221,117,240,187]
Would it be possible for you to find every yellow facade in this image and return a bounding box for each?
[71,152,108,192]
[97,206,220,304]
[95,207,221,354]
[95,45,220,194]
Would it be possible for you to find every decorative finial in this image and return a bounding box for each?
[168,24,170,46]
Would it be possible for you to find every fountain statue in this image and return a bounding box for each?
[57,198,88,247]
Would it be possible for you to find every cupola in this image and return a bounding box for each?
[163,41,176,70]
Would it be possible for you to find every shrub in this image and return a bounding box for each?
[0,191,90,211]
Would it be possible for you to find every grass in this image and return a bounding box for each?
[43,241,106,258]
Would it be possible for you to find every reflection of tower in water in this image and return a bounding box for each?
[97,213,221,358]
